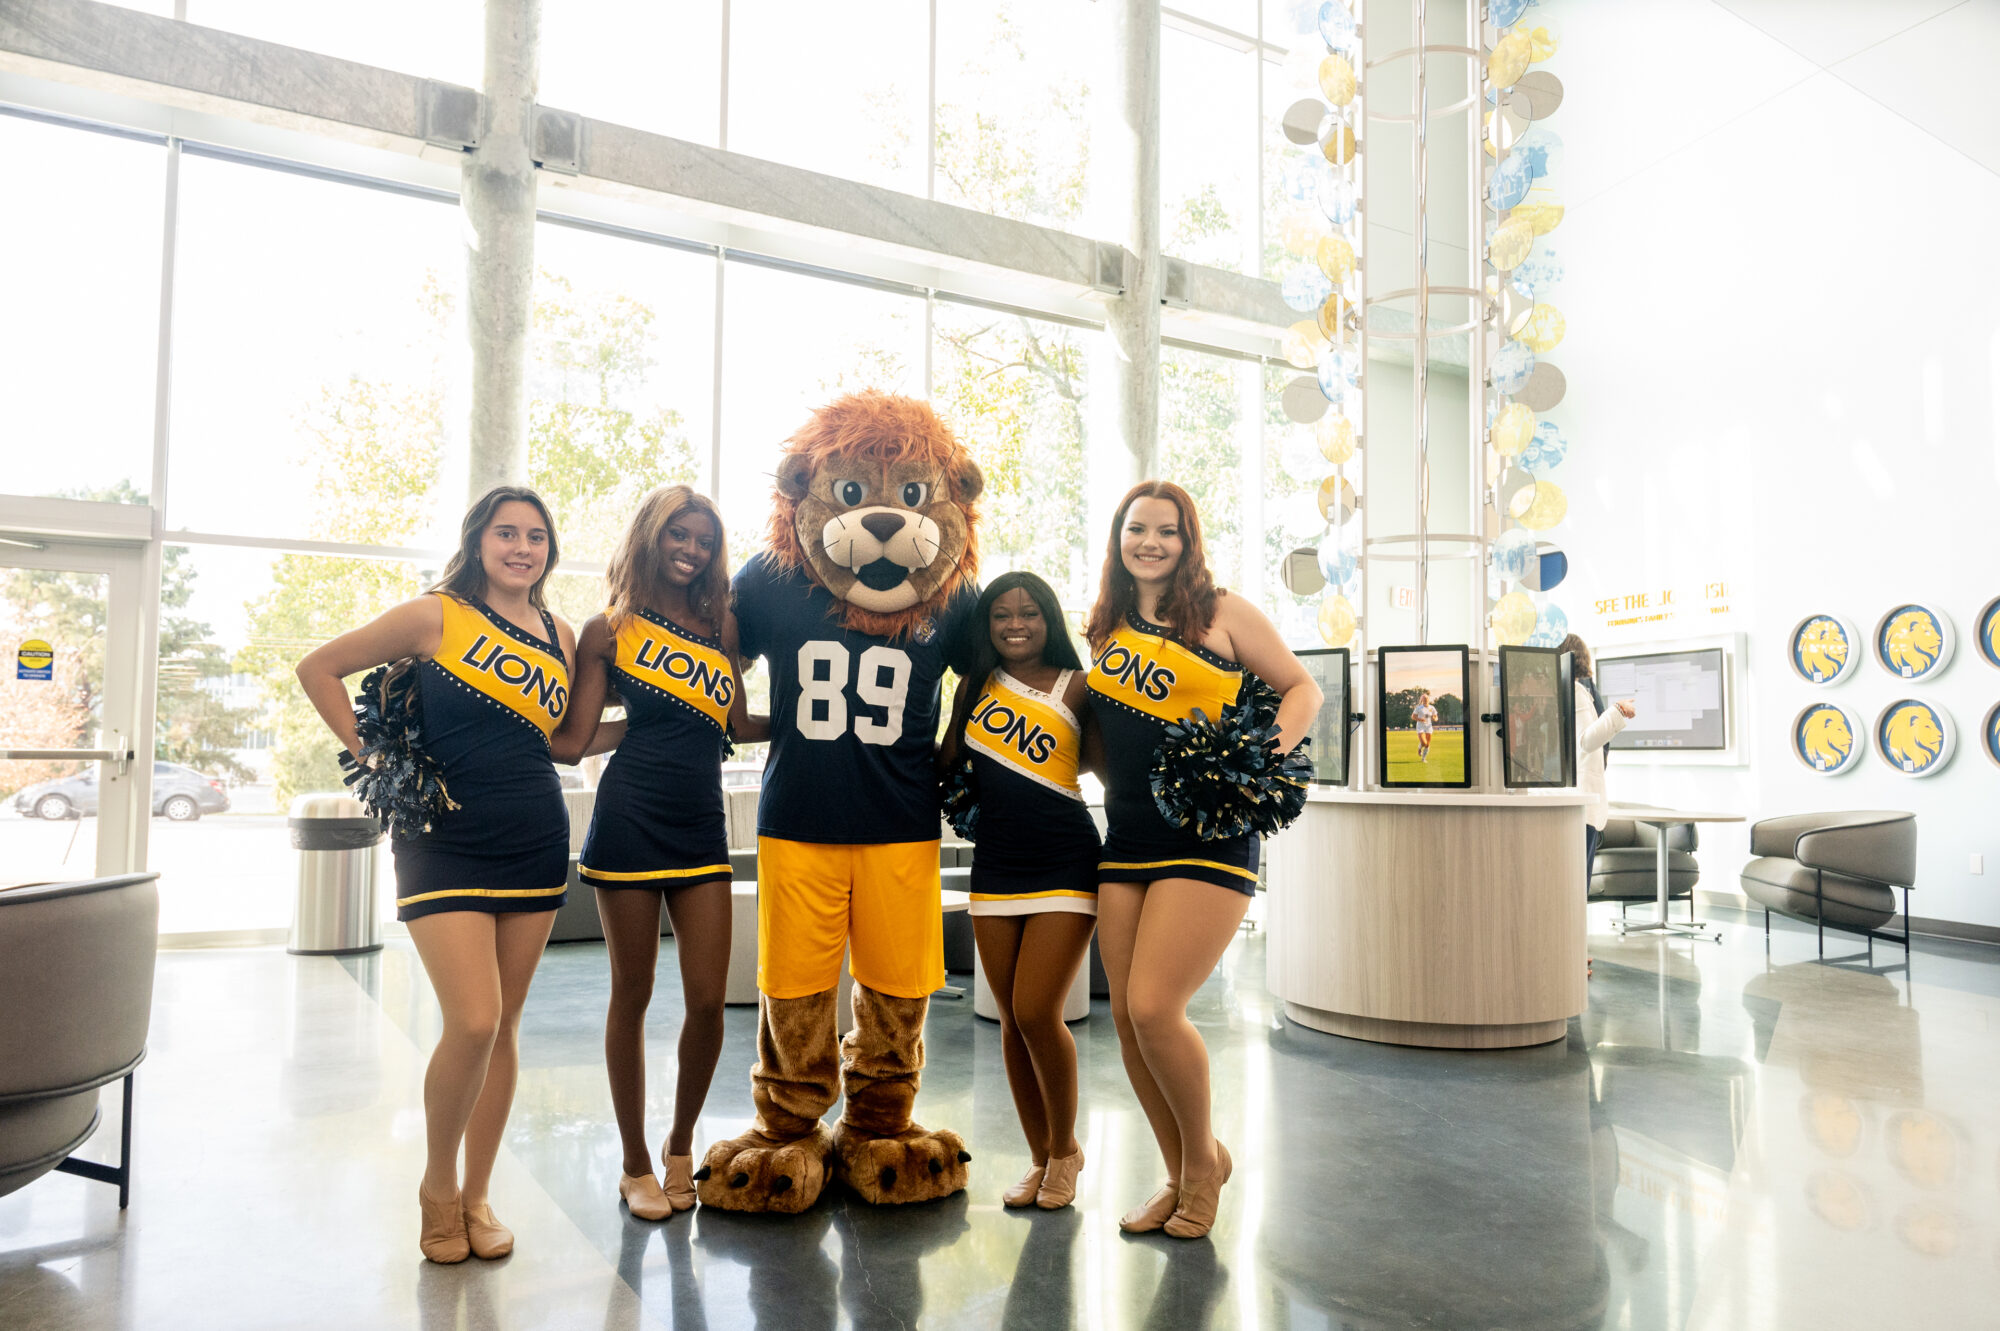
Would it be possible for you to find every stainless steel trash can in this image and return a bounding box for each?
[288,793,385,955]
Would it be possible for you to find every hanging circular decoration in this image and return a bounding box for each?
[1511,241,1564,299]
[1281,375,1331,424]
[1874,698,1955,777]
[1983,701,2000,770]
[1320,124,1357,167]
[1490,0,1529,26]
[1490,339,1535,395]
[1491,528,1539,582]
[1316,475,1359,524]
[1515,14,1561,61]
[1792,702,1866,775]
[1281,266,1335,313]
[1513,184,1565,235]
[1513,125,1564,179]
[1317,173,1357,224]
[1873,603,1955,680]
[1316,292,1356,342]
[1496,468,1537,519]
[1281,547,1327,597]
[1317,0,1357,47]
[1519,420,1566,475]
[1317,542,1358,589]
[1316,412,1357,463]
[1516,362,1566,412]
[1491,591,1538,646]
[1509,479,1567,530]
[1519,304,1566,352]
[1281,212,1324,257]
[1488,216,1535,271]
[1788,613,1861,686]
[1488,30,1532,88]
[1491,401,1536,456]
[1521,543,1567,592]
[1317,233,1356,283]
[1318,54,1357,107]
[1484,105,1528,157]
[1282,98,1329,147]
[1317,593,1357,648]
[1488,153,1532,211]
[1284,320,1330,368]
[1515,71,1565,120]
[1535,602,1569,641]
[1317,345,1361,399]
[1976,595,2000,669]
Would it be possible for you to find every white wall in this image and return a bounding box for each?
[1541,0,2000,927]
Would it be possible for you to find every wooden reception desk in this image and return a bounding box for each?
[1266,789,1589,1049]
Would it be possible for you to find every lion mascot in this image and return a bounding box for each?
[697,390,981,1212]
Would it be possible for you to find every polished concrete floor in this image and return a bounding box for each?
[5,902,2000,1329]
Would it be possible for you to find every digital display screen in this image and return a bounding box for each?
[1599,648,1728,750]
[1377,645,1472,789]
[1296,648,1350,786]
[1499,645,1576,788]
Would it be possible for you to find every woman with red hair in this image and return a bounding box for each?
[1084,481,1320,1240]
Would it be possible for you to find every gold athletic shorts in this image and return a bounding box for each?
[756,836,944,999]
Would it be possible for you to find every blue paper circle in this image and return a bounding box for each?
[1490,0,1530,26]
[1520,421,1566,475]
[1316,347,1361,402]
[1526,548,1568,592]
[1535,603,1568,641]
[1511,241,1564,300]
[1318,2,1357,49]
[1282,266,1335,313]
[1316,543,1358,589]
[1488,154,1532,211]
[1317,174,1358,225]
[1492,528,1539,582]
[1514,125,1563,180]
[1492,340,1535,396]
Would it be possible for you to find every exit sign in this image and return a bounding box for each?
[1390,586,1416,608]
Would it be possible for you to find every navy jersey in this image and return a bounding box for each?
[733,552,976,844]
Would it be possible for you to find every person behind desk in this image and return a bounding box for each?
[1562,633,1635,976]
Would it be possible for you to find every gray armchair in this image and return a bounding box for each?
[1591,820,1700,920]
[0,872,159,1208]
[1740,811,1916,964]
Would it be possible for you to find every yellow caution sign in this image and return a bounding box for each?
[17,639,54,681]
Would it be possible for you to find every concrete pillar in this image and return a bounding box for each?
[1090,0,1162,537]
[463,0,540,498]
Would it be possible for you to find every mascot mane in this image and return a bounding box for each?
[1884,705,1941,765]
[1797,620,1848,676]
[1800,709,1851,766]
[766,390,981,641]
[1884,611,1940,673]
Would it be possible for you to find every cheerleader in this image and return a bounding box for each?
[1083,481,1321,1240]
[297,487,576,1264]
[552,486,765,1221]
[939,571,1102,1211]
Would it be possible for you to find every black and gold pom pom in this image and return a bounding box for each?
[1150,674,1313,841]
[338,661,459,839]
[939,754,981,843]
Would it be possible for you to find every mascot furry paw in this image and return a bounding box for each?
[699,390,981,1213]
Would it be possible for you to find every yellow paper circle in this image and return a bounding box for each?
[1318,54,1357,107]
[1280,212,1321,257]
[1317,594,1357,648]
[1488,217,1534,270]
[1517,19,1559,61]
[1491,590,1537,646]
[1520,304,1566,353]
[1316,234,1356,283]
[1316,292,1353,340]
[1513,186,1565,236]
[1317,475,1357,523]
[1488,31,1531,88]
[1491,402,1536,456]
[1283,320,1329,369]
[1510,480,1568,530]
[1316,414,1357,464]
[1320,123,1357,166]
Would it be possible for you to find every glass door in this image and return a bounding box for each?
[0,538,153,883]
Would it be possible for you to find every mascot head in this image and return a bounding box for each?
[1799,707,1852,769]
[1883,703,1942,768]
[768,390,983,639]
[1797,618,1849,678]
[1883,610,1941,674]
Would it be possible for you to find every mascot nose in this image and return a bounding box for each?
[860,512,905,542]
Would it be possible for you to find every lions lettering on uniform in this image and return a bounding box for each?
[1095,642,1176,702]
[970,694,1058,765]
[459,632,568,720]
[634,637,736,709]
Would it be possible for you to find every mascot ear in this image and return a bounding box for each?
[947,453,985,505]
[776,455,815,503]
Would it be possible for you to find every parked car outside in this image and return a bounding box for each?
[10,761,232,822]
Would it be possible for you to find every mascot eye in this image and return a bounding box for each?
[836,480,866,506]
[900,482,929,507]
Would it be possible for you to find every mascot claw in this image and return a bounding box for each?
[833,1124,971,1206]
[695,1125,833,1215]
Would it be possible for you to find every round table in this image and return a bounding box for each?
[1604,806,1745,942]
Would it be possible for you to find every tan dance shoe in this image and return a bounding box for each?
[418,1183,470,1264]
[662,1154,698,1214]
[619,1172,673,1221]
[1035,1149,1084,1210]
[1118,1181,1180,1233]
[1002,1162,1046,1208]
[463,1202,514,1259]
[1162,1142,1232,1240]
